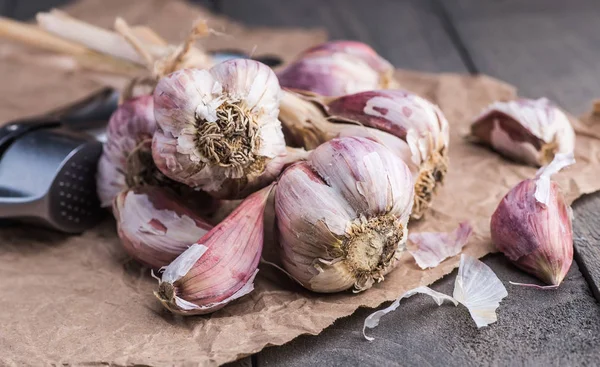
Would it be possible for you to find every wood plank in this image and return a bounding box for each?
[258,255,600,366]
[219,0,469,73]
[571,194,600,302]
[439,0,600,114]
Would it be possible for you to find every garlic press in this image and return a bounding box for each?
[0,88,118,233]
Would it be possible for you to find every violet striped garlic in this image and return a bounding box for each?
[491,153,575,286]
[277,40,397,96]
[97,95,156,207]
[275,137,414,293]
[113,186,212,269]
[152,59,297,200]
[279,89,449,219]
[155,184,273,315]
[470,98,575,167]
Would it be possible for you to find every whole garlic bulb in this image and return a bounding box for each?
[155,184,273,315]
[97,95,155,207]
[279,89,449,220]
[152,59,289,199]
[277,40,397,96]
[470,98,575,167]
[275,137,414,293]
[113,186,213,269]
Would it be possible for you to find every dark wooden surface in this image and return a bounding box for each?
[2,0,599,366]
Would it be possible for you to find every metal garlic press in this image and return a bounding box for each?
[0,88,118,233]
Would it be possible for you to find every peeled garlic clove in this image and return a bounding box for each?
[325,90,450,220]
[155,184,272,315]
[278,40,397,96]
[152,59,288,199]
[409,221,472,269]
[97,95,155,207]
[275,137,414,293]
[470,98,575,167]
[491,154,575,285]
[113,186,213,269]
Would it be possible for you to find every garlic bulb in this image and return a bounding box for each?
[155,184,273,315]
[278,40,397,96]
[470,98,575,167]
[491,153,575,285]
[152,59,290,199]
[113,186,212,269]
[275,137,414,293]
[97,95,155,207]
[279,89,449,219]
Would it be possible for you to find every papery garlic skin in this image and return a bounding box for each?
[155,184,272,315]
[278,40,397,96]
[152,59,287,199]
[275,137,414,293]
[113,186,213,269]
[325,90,450,219]
[97,95,155,207]
[491,179,573,285]
[470,98,575,167]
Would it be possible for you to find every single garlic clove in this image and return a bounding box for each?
[154,184,273,315]
[113,186,213,269]
[275,137,414,293]
[278,40,397,96]
[470,98,575,167]
[97,95,155,207]
[324,89,450,220]
[490,154,575,285]
[152,59,288,199]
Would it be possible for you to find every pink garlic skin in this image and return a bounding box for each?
[470,98,575,167]
[159,185,272,314]
[277,40,396,97]
[275,137,414,293]
[113,186,213,269]
[97,95,155,207]
[491,179,573,285]
[326,90,449,162]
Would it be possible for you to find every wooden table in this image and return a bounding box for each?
[2,0,599,365]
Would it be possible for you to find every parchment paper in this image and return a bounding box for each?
[1,1,600,366]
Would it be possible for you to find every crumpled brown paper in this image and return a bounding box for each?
[1,1,600,367]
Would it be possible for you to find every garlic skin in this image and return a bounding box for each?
[278,40,397,96]
[490,179,573,286]
[152,59,288,199]
[275,137,414,293]
[470,98,575,167]
[155,184,272,315]
[113,186,213,269]
[97,95,155,207]
[325,90,450,219]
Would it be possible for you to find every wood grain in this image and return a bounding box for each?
[219,0,468,73]
[440,0,600,114]
[572,194,600,302]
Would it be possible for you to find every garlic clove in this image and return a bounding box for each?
[362,286,457,341]
[97,95,155,207]
[278,40,397,97]
[113,186,213,269]
[491,154,574,285]
[453,255,508,328]
[409,221,473,269]
[324,90,450,219]
[275,137,414,293]
[470,98,575,167]
[152,60,288,199]
[155,184,273,315]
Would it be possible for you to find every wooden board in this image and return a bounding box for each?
[441,0,600,114]
[219,0,468,73]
